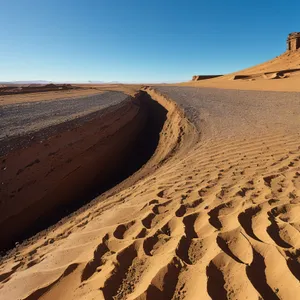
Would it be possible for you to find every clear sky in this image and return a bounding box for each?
[1,0,299,83]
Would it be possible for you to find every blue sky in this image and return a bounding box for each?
[0,0,299,83]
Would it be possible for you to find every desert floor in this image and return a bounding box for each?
[0,82,300,300]
[1,91,127,143]
[0,84,140,106]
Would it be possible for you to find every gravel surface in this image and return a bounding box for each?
[155,86,300,139]
[0,91,128,141]
[0,91,129,156]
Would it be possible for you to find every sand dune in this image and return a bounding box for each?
[1,81,300,300]
[182,49,300,91]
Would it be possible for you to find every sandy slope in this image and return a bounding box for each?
[181,49,300,92]
[1,83,300,300]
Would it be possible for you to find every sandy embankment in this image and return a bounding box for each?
[0,88,193,252]
[0,87,195,299]
[181,49,300,92]
[0,95,139,250]
[0,90,182,251]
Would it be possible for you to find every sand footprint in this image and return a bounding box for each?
[136,256,182,300]
[206,260,228,300]
[81,234,110,281]
[101,241,142,300]
[113,220,136,240]
[238,206,263,242]
[152,200,172,215]
[142,213,156,229]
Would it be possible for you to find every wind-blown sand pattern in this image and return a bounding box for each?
[0,83,300,299]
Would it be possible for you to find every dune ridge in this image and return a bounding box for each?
[183,49,300,91]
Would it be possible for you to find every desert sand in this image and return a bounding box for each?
[182,48,300,92]
[0,51,300,300]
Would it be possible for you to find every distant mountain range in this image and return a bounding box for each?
[0,80,123,85]
[0,80,52,85]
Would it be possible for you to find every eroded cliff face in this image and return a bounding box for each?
[191,75,222,81]
[0,92,169,250]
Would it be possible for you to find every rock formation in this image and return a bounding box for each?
[287,32,300,51]
[192,75,222,81]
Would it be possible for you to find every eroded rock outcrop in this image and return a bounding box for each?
[192,75,222,81]
[287,32,300,51]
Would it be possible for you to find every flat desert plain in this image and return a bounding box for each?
[0,52,300,300]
